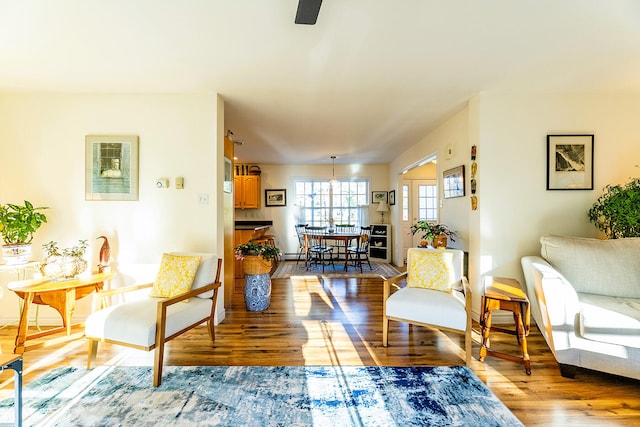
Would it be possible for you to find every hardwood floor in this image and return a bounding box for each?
[1,275,639,425]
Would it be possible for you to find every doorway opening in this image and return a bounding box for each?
[399,155,438,264]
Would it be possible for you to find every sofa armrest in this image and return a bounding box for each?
[521,256,581,359]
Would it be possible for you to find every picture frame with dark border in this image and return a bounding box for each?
[546,134,594,190]
[443,165,465,199]
[372,191,387,204]
[265,189,287,207]
[223,157,232,193]
[85,135,139,201]
[388,190,396,205]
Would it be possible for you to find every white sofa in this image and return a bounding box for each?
[521,235,640,380]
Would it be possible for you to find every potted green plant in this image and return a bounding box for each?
[410,221,456,248]
[587,177,640,238]
[0,200,48,265]
[40,240,89,279]
[234,241,281,272]
[234,241,281,312]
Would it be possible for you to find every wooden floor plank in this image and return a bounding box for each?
[1,275,639,425]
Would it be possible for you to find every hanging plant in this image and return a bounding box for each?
[587,177,640,238]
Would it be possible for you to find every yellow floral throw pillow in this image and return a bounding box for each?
[406,248,456,292]
[150,253,202,298]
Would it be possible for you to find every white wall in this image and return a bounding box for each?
[475,92,640,281]
[389,107,471,264]
[391,92,640,319]
[235,163,389,258]
[0,92,223,325]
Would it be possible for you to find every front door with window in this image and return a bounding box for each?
[400,179,437,262]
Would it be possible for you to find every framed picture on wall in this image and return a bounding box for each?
[85,135,139,201]
[443,165,465,199]
[388,190,396,205]
[223,157,232,193]
[546,134,594,190]
[265,189,287,207]
[372,191,388,203]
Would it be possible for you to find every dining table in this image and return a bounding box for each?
[303,230,362,271]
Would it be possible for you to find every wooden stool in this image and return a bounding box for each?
[479,276,531,375]
[0,354,23,427]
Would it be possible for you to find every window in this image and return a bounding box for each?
[418,184,437,221]
[402,184,409,221]
[295,179,369,227]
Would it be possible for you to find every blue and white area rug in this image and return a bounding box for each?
[0,365,523,426]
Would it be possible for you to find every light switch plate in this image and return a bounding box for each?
[175,177,184,189]
[446,144,454,159]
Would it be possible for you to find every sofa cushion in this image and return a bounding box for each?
[170,252,217,299]
[540,235,640,298]
[85,297,213,348]
[406,248,459,292]
[578,293,640,349]
[150,253,202,298]
[386,287,467,331]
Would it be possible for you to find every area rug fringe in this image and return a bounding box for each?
[0,365,523,426]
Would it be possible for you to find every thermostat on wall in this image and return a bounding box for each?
[156,178,169,189]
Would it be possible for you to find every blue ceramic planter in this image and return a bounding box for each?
[244,273,272,311]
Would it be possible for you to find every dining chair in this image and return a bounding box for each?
[305,228,334,272]
[294,223,309,264]
[347,226,372,272]
[334,224,356,260]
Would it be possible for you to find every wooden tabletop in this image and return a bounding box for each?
[483,276,528,303]
[8,271,114,293]
[0,353,22,366]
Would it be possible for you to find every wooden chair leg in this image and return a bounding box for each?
[207,319,216,344]
[153,341,165,387]
[382,317,389,347]
[87,339,98,369]
[465,328,472,365]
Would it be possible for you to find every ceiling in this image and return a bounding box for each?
[2,1,640,165]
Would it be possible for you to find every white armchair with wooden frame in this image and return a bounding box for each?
[383,248,473,365]
[85,252,222,387]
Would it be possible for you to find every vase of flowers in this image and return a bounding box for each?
[410,221,456,249]
[234,242,281,311]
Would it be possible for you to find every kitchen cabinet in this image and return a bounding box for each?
[234,175,260,209]
[369,224,391,263]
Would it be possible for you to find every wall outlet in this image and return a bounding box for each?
[198,193,209,205]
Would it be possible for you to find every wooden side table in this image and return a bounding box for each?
[8,271,113,354]
[479,276,532,375]
[0,354,22,427]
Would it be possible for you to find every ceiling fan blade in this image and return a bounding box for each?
[295,0,323,25]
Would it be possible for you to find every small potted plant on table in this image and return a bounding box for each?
[0,200,48,265]
[40,240,89,279]
[234,242,281,311]
[410,221,456,249]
